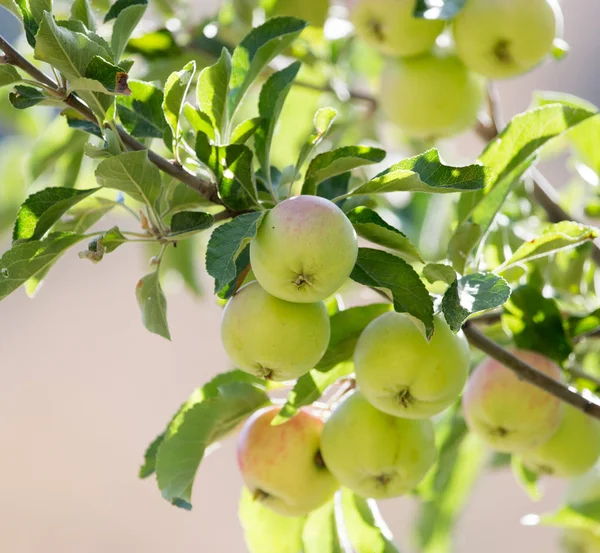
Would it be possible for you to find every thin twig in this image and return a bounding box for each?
[0,34,219,203]
[463,323,600,419]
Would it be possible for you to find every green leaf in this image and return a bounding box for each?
[447,222,482,274]
[441,272,511,332]
[230,117,263,145]
[0,65,22,88]
[511,456,542,501]
[157,382,269,505]
[104,0,146,21]
[567,309,600,340]
[273,362,353,425]
[116,80,167,138]
[316,304,392,371]
[95,150,162,208]
[135,270,170,340]
[302,500,342,553]
[205,212,265,295]
[302,146,386,196]
[228,16,307,116]
[1,0,21,19]
[71,0,96,31]
[168,211,214,238]
[196,47,232,140]
[183,103,215,141]
[216,144,259,210]
[255,61,301,179]
[502,285,572,365]
[0,232,87,302]
[52,197,116,233]
[111,2,147,61]
[416,408,486,553]
[413,0,466,19]
[13,187,99,242]
[340,489,400,553]
[350,248,434,339]
[70,55,130,94]
[138,432,165,478]
[346,207,423,262]
[8,85,47,109]
[240,487,306,553]
[344,149,488,198]
[422,263,457,285]
[498,221,599,273]
[15,0,51,46]
[163,61,196,151]
[160,180,212,216]
[78,226,127,263]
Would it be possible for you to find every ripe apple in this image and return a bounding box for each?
[380,51,484,138]
[221,281,330,381]
[462,349,564,452]
[250,195,358,303]
[269,0,329,27]
[320,391,436,499]
[237,405,339,517]
[562,529,600,553]
[519,404,600,478]
[452,0,562,79]
[348,0,444,57]
[355,312,470,419]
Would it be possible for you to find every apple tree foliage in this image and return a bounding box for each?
[1,0,600,551]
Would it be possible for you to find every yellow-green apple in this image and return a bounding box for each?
[320,391,436,499]
[270,0,329,27]
[221,281,330,381]
[348,0,444,57]
[250,196,358,303]
[520,404,600,477]
[237,406,339,516]
[452,0,562,79]
[462,349,564,452]
[380,51,484,138]
[355,313,470,419]
[562,529,600,553]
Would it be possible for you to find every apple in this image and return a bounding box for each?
[462,349,564,452]
[250,195,358,303]
[237,405,339,517]
[348,0,444,57]
[221,281,330,381]
[519,404,600,478]
[355,312,470,419]
[380,51,484,138]
[269,0,329,27]
[320,391,436,499]
[562,529,600,553]
[452,0,562,79]
[566,462,600,507]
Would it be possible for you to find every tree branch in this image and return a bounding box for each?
[463,322,600,419]
[0,34,219,203]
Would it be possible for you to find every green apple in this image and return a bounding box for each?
[562,529,600,553]
[453,0,562,79]
[355,313,470,419]
[380,51,484,138]
[221,281,330,381]
[269,0,329,27]
[349,0,444,57]
[320,391,436,499]
[462,349,564,452]
[520,404,600,478]
[250,196,358,303]
[237,406,339,516]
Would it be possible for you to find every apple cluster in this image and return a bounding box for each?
[348,0,563,137]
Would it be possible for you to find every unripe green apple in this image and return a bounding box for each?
[380,51,484,138]
[237,405,339,517]
[320,391,436,499]
[221,281,330,381]
[562,529,600,553]
[355,313,470,419]
[520,404,600,478]
[452,0,562,79]
[270,0,329,27]
[349,0,444,57]
[462,349,564,452]
[250,196,358,303]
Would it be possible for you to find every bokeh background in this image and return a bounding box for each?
[1,0,599,551]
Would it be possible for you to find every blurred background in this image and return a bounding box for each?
[1,0,599,551]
